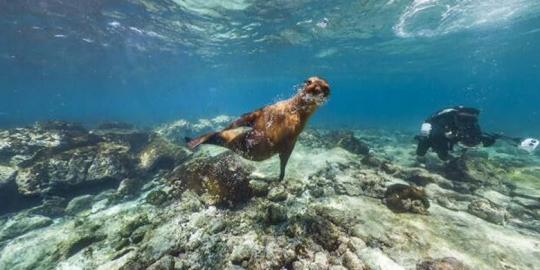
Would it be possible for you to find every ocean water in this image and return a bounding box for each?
[1,1,540,269]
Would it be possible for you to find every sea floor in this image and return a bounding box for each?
[0,117,539,270]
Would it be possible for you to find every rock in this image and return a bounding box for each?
[0,214,53,241]
[65,195,94,215]
[467,199,508,225]
[230,242,252,265]
[314,252,329,268]
[307,216,342,251]
[266,203,287,225]
[91,127,150,153]
[443,156,507,191]
[267,186,288,202]
[145,190,169,206]
[138,135,189,172]
[116,178,141,198]
[15,142,131,197]
[383,184,430,214]
[147,255,175,270]
[357,248,405,270]
[28,196,67,218]
[119,214,150,239]
[96,122,134,130]
[249,179,270,196]
[59,232,106,259]
[474,189,512,207]
[342,250,368,270]
[168,152,254,206]
[330,131,370,156]
[399,167,453,188]
[298,130,370,156]
[0,165,16,188]
[417,257,469,270]
[361,155,383,168]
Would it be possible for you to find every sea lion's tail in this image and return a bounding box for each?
[186,132,219,150]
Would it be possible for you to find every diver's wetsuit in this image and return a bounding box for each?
[416,106,499,160]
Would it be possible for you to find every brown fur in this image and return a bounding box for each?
[187,77,330,180]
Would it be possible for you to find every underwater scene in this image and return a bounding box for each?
[1,0,540,269]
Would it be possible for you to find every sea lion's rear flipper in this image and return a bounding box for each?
[225,109,263,130]
[187,128,251,150]
[186,132,222,150]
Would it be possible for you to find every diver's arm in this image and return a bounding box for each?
[482,132,521,146]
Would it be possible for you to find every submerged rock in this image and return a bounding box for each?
[15,142,131,196]
[145,190,169,206]
[299,130,370,156]
[138,135,189,172]
[0,214,52,242]
[65,195,94,215]
[0,125,539,270]
[417,257,469,270]
[330,131,370,156]
[0,120,195,215]
[267,185,288,202]
[443,156,508,192]
[467,199,508,225]
[168,152,254,206]
[265,203,287,225]
[383,184,430,214]
[0,165,16,188]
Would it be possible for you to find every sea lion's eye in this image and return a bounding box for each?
[305,80,312,85]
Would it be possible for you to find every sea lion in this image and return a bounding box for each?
[187,76,330,180]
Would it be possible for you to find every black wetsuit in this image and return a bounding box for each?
[416,106,500,160]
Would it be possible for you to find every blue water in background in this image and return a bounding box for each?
[1,0,539,137]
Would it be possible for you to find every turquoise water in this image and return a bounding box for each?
[2,0,540,134]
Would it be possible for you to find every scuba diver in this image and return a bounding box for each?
[415,106,539,160]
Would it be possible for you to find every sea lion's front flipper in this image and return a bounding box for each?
[278,145,295,181]
[225,109,263,129]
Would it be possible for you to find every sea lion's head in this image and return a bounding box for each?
[303,76,330,98]
[300,76,330,107]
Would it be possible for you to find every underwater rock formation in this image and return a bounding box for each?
[417,257,469,270]
[168,151,254,206]
[0,121,188,215]
[383,184,430,214]
[299,129,370,156]
[1,122,539,270]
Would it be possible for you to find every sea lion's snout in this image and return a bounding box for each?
[304,76,330,98]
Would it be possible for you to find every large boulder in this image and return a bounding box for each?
[0,214,53,242]
[15,143,131,196]
[0,121,190,215]
[138,135,189,172]
[443,156,508,190]
[298,130,370,156]
[383,184,430,214]
[328,131,370,156]
[168,152,254,206]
